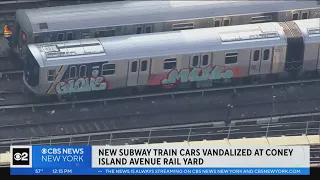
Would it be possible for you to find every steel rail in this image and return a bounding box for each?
[1,94,319,128]
[0,107,319,145]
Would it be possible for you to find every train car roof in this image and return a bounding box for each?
[17,1,320,33]
[294,18,320,44]
[28,21,287,68]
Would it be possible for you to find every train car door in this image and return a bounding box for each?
[259,48,273,74]
[249,49,262,75]
[127,59,151,86]
[138,59,151,85]
[127,60,139,86]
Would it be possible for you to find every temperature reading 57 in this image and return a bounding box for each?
[35,169,43,174]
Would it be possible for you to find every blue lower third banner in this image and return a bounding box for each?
[10,168,310,175]
[9,145,310,175]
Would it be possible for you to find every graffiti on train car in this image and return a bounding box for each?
[55,70,108,94]
[147,66,245,86]
[161,66,236,85]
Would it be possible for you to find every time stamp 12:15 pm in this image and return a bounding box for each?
[33,169,73,174]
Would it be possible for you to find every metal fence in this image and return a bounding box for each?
[310,146,320,164]
[0,120,319,151]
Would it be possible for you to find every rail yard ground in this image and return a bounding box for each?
[0,80,319,140]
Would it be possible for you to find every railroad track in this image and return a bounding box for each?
[1,93,320,140]
[0,75,319,139]
[0,56,23,73]
[0,78,320,130]
[0,73,26,97]
[1,77,320,109]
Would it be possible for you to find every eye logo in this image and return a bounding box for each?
[12,147,30,166]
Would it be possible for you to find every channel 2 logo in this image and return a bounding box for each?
[11,146,32,167]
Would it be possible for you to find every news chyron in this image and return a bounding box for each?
[10,146,85,175]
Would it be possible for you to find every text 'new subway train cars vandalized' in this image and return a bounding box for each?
[24,18,320,97]
[10,1,320,62]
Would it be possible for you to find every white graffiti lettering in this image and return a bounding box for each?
[161,66,234,85]
[56,76,107,95]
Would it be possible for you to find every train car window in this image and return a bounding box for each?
[253,50,260,61]
[302,12,309,19]
[145,26,153,33]
[102,63,115,75]
[263,49,270,60]
[172,22,194,31]
[141,60,148,71]
[251,15,272,23]
[292,13,299,20]
[57,33,64,41]
[79,65,87,77]
[225,53,238,64]
[66,32,73,40]
[214,20,220,27]
[192,56,199,67]
[47,69,56,81]
[39,23,48,30]
[69,66,77,78]
[131,61,138,72]
[136,26,143,34]
[223,19,230,26]
[202,55,209,66]
[164,58,177,70]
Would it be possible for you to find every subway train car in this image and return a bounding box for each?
[11,1,320,62]
[23,18,320,97]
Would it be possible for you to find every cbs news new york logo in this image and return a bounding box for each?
[10,146,32,168]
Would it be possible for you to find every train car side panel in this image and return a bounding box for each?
[303,44,319,71]
[41,65,63,95]
[295,18,320,72]
[310,8,320,19]
[101,60,127,89]
[212,49,248,78]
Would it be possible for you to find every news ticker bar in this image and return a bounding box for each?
[10,145,310,175]
[10,168,310,175]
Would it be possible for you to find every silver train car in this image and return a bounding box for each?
[24,18,320,96]
[11,1,320,62]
